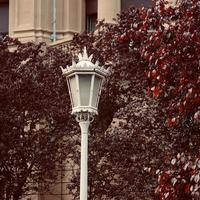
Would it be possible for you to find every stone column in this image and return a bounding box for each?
[9,0,37,42]
[63,0,85,41]
[97,0,121,23]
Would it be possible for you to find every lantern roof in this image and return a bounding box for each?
[61,47,109,77]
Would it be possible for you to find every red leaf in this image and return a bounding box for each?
[151,69,157,78]
[153,86,160,97]
[184,184,190,194]
[167,117,176,126]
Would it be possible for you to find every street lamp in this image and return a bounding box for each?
[61,47,109,200]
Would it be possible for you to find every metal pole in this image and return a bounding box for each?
[79,120,90,200]
[52,0,56,42]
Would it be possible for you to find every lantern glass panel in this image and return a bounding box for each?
[92,76,101,107]
[79,74,91,106]
[69,75,78,107]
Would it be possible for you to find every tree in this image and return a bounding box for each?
[138,0,200,125]
[136,1,200,199]
[0,37,75,200]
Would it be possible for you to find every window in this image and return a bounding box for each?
[86,0,97,32]
[0,0,9,37]
[86,13,97,33]
[121,0,152,10]
[38,163,78,200]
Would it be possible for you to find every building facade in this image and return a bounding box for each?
[0,0,153,44]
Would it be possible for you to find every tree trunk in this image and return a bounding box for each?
[12,179,26,200]
[12,187,23,200]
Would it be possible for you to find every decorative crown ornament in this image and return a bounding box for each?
[78,47,93,62]
[60,47,109,76]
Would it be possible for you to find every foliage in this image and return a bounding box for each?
[155,153,200,200]
[0,37,75,200]
[87,97,171,200]
[134,0,200,124]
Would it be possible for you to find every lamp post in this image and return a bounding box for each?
[61,47,109,200]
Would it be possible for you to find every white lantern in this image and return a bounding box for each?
[61,47,109,116]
